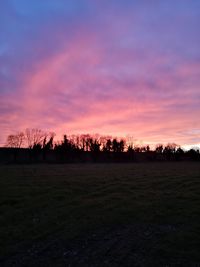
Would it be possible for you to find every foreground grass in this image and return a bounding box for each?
[0,162,200,265]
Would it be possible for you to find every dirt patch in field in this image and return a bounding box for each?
[1,223,197,267]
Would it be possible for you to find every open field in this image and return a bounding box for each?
[0,162,200,266]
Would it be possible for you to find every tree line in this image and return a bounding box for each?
[3,128,200,162]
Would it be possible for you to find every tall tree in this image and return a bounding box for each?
[5,132,25,148]
[25,128,48,148]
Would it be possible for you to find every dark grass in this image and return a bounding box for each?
[0,162,200,266]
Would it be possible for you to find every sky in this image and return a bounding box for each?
[0,0,200,147]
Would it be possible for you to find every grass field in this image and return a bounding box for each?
[0,162,200,266]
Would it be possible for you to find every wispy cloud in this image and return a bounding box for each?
[0,0,200,146]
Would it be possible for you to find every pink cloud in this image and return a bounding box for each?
[0,24,200,148]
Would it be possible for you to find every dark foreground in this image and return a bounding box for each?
[0,163,200,266]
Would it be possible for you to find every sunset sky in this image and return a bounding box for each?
[0,0,200,147]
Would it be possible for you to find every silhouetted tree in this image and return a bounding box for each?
[3,129,200,163]
[175,147,184,160]
[42,132,55,161]
[127,145,134,152]
[5,132,25,148]
[112,139,119,153]
[163,143,178,160]
[119,140,125,152]
[155,144,164,153]
[5,132,25,162]
[79,134,91,151]
[88,138,101,152]
[25,128,48,149]
[127,145,134,161]
[187,148,200,160]
[104,139,112,152]
[134,145,140,153]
